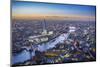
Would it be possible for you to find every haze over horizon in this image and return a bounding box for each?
[12,1,96,21]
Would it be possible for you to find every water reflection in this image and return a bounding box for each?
[12,33,70,64]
